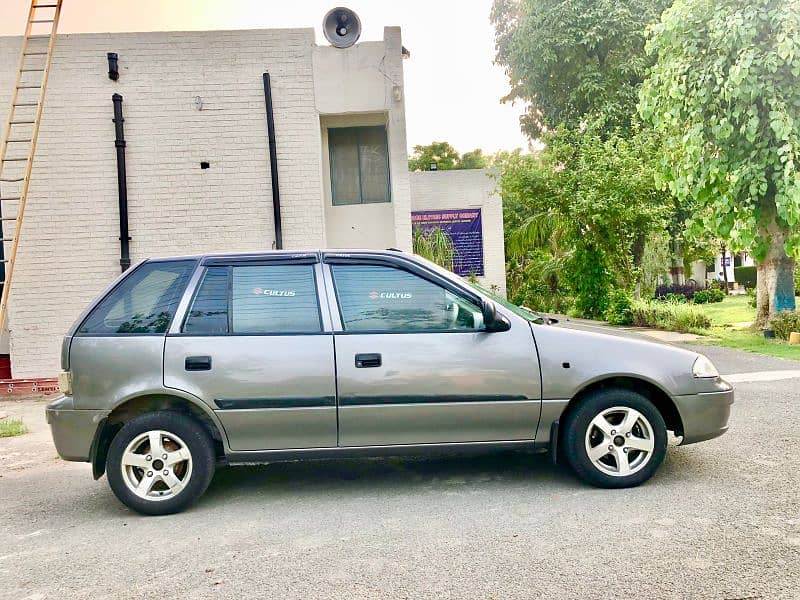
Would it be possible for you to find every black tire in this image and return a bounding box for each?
[562,388,667,489]
[106,411,215,515]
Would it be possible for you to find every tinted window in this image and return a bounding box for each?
[231,265,321,334]
[331,264,483,332]
[329,126,390,205]
[79,260,195,335]
[183,267,229,334]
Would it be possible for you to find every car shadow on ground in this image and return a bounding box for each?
[33,451,577,519]
[23,445,710,519]
[196,443,711,509]
[198,449,579,507]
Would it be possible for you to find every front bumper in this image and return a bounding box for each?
[45,396,109,462]
[674,382,734,445]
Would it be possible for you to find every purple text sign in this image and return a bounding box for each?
[411,208,484,276]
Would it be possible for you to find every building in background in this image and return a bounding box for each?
[0,23,506,377]
[689,251,756,289]
[410,169,505,297]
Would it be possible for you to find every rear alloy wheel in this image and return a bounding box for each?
[120,430,194,501]
[563,389,667,488]
[107,412,215,515]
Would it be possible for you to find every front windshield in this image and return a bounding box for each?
[464,280,545,324]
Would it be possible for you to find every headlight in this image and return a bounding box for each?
[692,355,719,378]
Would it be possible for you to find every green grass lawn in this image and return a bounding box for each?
[692,294,800,361]
[699,294,754,326]
[0,417,28,438]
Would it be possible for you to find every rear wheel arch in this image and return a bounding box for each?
[92,393,225,480]
[560,376,684,439]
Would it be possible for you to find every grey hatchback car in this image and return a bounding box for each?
[47,250,733,514]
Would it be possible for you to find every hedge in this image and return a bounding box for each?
[631,300,712,332]
[734,266,756,289]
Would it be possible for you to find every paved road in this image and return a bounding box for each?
[1,345,798,599]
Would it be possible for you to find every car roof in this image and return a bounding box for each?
[146,248,405,261]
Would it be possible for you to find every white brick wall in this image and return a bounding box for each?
[0,28,330,376]
[409,169,507,297]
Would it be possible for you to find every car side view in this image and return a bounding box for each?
[47,250,733,515]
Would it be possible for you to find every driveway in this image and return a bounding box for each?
[1,345,798,599]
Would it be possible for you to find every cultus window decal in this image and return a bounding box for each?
[368,291,413,300]
[252,287,296,297]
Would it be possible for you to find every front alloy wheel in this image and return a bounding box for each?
[563,388,667,488]
[584,406,655,477]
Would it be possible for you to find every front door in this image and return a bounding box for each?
[323,257,541,447]
[164,258,337,451]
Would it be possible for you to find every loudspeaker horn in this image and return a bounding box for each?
[323,7,362,48]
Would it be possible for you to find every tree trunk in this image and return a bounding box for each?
[758,208,796,327]
[631,233,646,300]
[669,236,685,285]
[720,244,729,294]
[755,261,769,328]
[548,272,558,295]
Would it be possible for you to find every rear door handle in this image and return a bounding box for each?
[355,353,382,368]
[185,356,212,371]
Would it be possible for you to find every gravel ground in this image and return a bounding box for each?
[0,346,798,599]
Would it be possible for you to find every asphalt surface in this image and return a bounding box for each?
[1,345,798,599]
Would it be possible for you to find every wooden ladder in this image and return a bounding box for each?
[0,0,63,331]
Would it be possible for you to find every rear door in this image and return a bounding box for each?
[323,254,541,447]
[164,254,337,451]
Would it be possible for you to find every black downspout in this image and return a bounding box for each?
[112,93,131,272]
[262,73,283,250]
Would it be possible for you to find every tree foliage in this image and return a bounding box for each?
[408,141,460,171]
[492,0,669,138]
[501,126,671,316]
[408,142,491,171]
[639,0,800,321]
[458,149,489,170]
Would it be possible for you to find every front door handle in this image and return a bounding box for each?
[185,356,212,371]
[355,353,382,368]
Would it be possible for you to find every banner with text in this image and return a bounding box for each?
[411,208,484,276]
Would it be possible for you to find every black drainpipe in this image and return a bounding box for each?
[262,73,283,250]
[112,93,131,272]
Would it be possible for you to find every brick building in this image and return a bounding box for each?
[0,24,505,378]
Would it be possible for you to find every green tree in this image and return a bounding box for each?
[491,0,669,138]
[408,142,493,171]
[500,125,670,316]
[458,149,489,170]
[408,142,460,171]
[639,0,800,326]
[488,148,525,170]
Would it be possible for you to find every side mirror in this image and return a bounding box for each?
[481,300,511,332]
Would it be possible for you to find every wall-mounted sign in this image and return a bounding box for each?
[411,209,484,276]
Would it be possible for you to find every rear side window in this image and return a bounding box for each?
[183,267,229,334]
[230,264,321,334]
[79,260,195,335]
